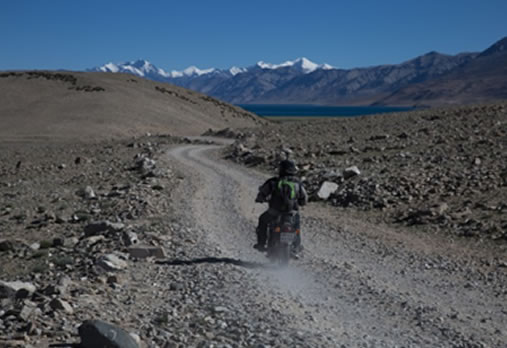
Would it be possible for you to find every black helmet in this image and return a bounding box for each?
[279,159,297,176]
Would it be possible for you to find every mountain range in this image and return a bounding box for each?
[90,37,507,106]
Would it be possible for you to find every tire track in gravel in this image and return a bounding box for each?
[167,144,507,348]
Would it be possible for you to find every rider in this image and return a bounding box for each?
[254,159,308,252]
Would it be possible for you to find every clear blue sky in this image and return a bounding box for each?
[1,0,506,71]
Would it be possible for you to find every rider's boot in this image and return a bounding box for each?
[253,226,267,252]
[291,233,303,258]
[253,243,266,252]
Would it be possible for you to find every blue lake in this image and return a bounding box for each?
[237,104,414,117]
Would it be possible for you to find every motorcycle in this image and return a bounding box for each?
[266,212,300,266]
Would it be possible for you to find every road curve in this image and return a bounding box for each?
[167,144,506,348]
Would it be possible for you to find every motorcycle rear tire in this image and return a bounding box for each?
[278,244,290,266]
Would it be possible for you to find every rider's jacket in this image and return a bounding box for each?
[256,175,308,215]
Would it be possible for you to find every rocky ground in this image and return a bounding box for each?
[218,102,507,242]
[0,102,506,348]
[0,135,350,348]
[167,144,507,348]
[0,135,212,347]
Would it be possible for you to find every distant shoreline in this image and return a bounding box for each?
[237,104,417,118]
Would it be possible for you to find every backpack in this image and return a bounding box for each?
[276,178,299,212]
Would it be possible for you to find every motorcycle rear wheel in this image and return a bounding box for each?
[272,244,290,266]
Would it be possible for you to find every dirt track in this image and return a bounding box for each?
[167,143,507,348]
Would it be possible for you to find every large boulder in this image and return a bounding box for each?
[0,280,36,299]
[78,319,139,348]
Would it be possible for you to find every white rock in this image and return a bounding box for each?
[84,186,96,200]
[317,181,338,200]
[343,166,361,179]
[97,254,128,271]
[213,306,228,313]
[80,235,105,249]
[237,143,251,155]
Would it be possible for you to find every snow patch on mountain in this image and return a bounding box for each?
[122,65,145,76]
[169,66,217,78]
[100,63,120,73]
[157,68,171,77]
[229,66,247,76]
[256,57,335,73]
[95,60,171,78]
[185,66,216,76]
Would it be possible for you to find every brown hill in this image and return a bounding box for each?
[0,71,265,142]
[377,37,507,106]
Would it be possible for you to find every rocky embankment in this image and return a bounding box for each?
[0,135,216,347]
[217,103,507,241]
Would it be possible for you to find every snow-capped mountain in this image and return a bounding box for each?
[91,57,334,80]
[87,38,506,106]
[95,59,171,77]
[88,54,476,105]
[166,57,334,77]
[91,59,172,82]
[89,57,337,98]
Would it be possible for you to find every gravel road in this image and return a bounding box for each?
[167,143,506,348]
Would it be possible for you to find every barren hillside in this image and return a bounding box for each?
[221,102,507,241]
[0,71,265,142]
[378,38,507,106]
